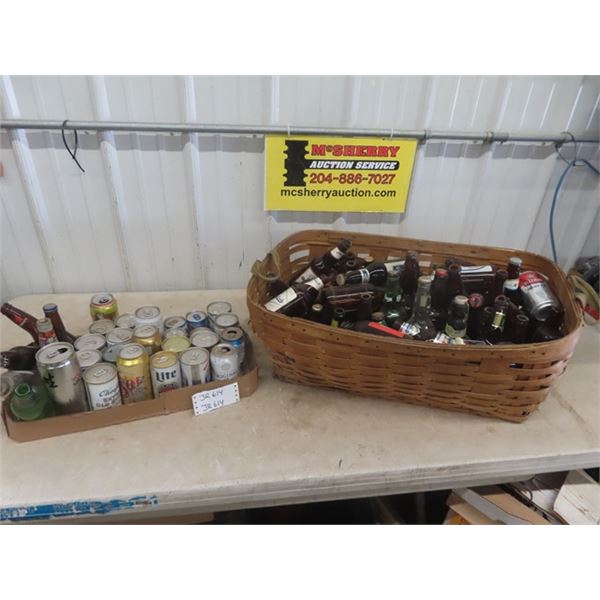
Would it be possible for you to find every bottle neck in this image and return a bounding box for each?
[412,287,431,316]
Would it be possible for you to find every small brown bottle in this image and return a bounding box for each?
[509,313,530,344]
[446,263,465,298]
[265,272,288,299]
[1,303,39,343]
[503,257,523,305]
[290,239,352,284]
[0,345,39,370]
[466,293,485,339]
[264,275,330,318]
[42,303,77,344]
[400,251,421,296]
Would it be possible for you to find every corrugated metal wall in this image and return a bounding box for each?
[1,75,599,302]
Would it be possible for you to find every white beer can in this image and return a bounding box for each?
[83,363,122,410]
[210,343,240,381]
[180,348,211,386]
[135,305,163,334]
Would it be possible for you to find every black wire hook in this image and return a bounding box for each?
[61,119,85,173]
[554,131,579,166]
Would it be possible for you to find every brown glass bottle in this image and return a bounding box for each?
[400,251,421,296]
[308,303,330,324]
[291,239,352,284]
[336,262,388,286]
[503,257,523,305]
[430,268,449,330]
[486,297,509,344]
[355,294,374,321]
[323,284,381,312]
[486,269,508,306]
[265,272,288,299]
[264,275,329,317]
[479,306,496,341]
[444,295,469,339]
[466,293,485,339]
[1,303,39,342]
[0,345,39,370]
[42,303,77,344]
[509,313,530,344]
[405,275,437,341]
[446,263,465,298]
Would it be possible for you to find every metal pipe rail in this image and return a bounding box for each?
[1,118,598,144]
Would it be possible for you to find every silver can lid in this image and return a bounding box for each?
[135,305,161,320]
[84,363,118,385]
[164,316,187,329]
[214,313,239,328]
[180,347,210,366]
[107,327,134,345]
[118,343,145,360]
[91,293,115,306]
[207,301,232,317]
[133,324,159,339]
[76,348,103,368]
[74,333,106,351]
[211,342,235,358]
[150,351,178,369]
[190,328,220,348]
[164,328,188,339]
[89,319,116,335]
[116,313,137,329]
[221,327,244,342]
[36,342,75,365]
[186,310,207,323]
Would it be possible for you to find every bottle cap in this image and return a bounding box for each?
[509,257,523,266]
[454,295,469,306]
[434,268,448,278]
[14,382,33,398]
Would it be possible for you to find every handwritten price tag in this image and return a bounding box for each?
[192,382,240,416]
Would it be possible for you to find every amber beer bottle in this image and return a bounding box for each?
[404,276,437,341]
[503,257,523,305]
[264,275,329,317]
[446,263,465,298]
[336,262,387,286]
[0,345,39,370]
[400,251,420,296]
[1,303,39,343]
[43,303,77,344]
[265,272,288,299]
[444,296,469,340]
[486,297,509,344]
[290,239,352,284]
[466,293,485,339]
[430,268,449,330]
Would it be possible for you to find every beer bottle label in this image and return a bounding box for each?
[359,268,370,283]
[295,267,317,283]
[433,332,450,344]
[306,278,324,291]
[492,311,506,329]
[264,288,298,312]
[330,247,344,260]
[460,265,494,275]
[504,278,519,291]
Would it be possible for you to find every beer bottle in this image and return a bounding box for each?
[405,276,437,341]
[266,272,288,299]
[264,275,330,318]
[356,294,374,321]
[1,303,39,343]
[291,239,352,284]
[486,296,509,344]
[10,381,55,421]
[509,313,530,344]
[0,345,39,371]
[323,284,381,312]
[308,303,329,324]
[531,325,562,342]
[43,303,77,344]
[400,251,420,296]
[336,262,388,286]
[430,268,449,330]
[36,318,58,347]
[503,257,523,305]
[382,270,402,310]
[486,269,508,306]
[444,295,469,340]
[371,311,387,325]
[466,293,485,339]
[330,307,346,328]
[479,306,496,341]
[446,263,465,298]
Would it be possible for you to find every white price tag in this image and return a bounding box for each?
[192,382,240,416]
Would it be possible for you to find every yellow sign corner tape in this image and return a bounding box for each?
[265,135,417,213]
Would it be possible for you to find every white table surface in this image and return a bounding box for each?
[1,290,598,522]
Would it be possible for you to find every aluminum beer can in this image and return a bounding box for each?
[164,328,188,340]
[132,325,162,355]
[76,348,103,372]
[89,319,116,335]
[180,348,211,386]
[116,343,152,403]
[164,316,187,333]
[186,310,209,334]
[519,271,561,321]
[135,305,163,333]
[116,313,137,329]
[210,343,240,381]
[102,344,125,364]
[83,363,122,410]
[150,351,182,397]
[220,326,245,364]
[207,301,232,330]
[36,342,89,413]
[74,333,107,353]
[90,293,119,321]
[161,335,191,354]
[190,327,220,351]
[107,327,134,347]
[213,313,240,334]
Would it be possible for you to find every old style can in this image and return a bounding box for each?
[519,271,562,321]
[132,325,162,355]
[36,342,89,414]
[210,343,240,381]
[164,315,187,334]
[90,293,119,321]
[180,348,211,386]
[220,326,245,364]
[116,343,152,403]
[207,301,232,330]
[83,363,122,410]
[185,310,209,334]
[164,327,188,340]
[116,313,137,329]
[190,327,220,351]
[74,333,107,353]
[213,313,240,333]
[161,335,191,354]
[76,348,103,372]
[150,351,182,397]
[89,319,116,335]
[107,327,134,347]
[135,305,163,333]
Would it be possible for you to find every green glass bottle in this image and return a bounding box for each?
[10,382,55,421]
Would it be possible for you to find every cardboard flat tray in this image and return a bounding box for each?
[2,345,258,443]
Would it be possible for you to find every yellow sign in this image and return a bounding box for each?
[265,135,417,213]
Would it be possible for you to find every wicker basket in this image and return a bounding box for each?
[247,230,583,422]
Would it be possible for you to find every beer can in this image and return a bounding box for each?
[164,328,188,340]
[210,343,240,381]
[164,315,187,333]
[89,319,116,335]
[150,351,182,397]
[116,343,151,403]
[83,363,122,410]
[161,335,191,354]
[116,313,137,329]
[190,327,220,351]
[36,342,89,414]
[135,305,163,333]
[102,344,125,364]
[207,301,232,330]
[186,310,209,333]
[90,293,119,321]
[220,326,245,364]
[519,271,561,321]
[213,313,240,334]
[107,327,134,347]
[180,348,211,386]
[76,348,103,372]
[132,325,162,355]
[74,333,106,353]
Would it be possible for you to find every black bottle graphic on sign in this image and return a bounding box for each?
[284,140,310,186]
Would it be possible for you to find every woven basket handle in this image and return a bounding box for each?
[251,249,282,282]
